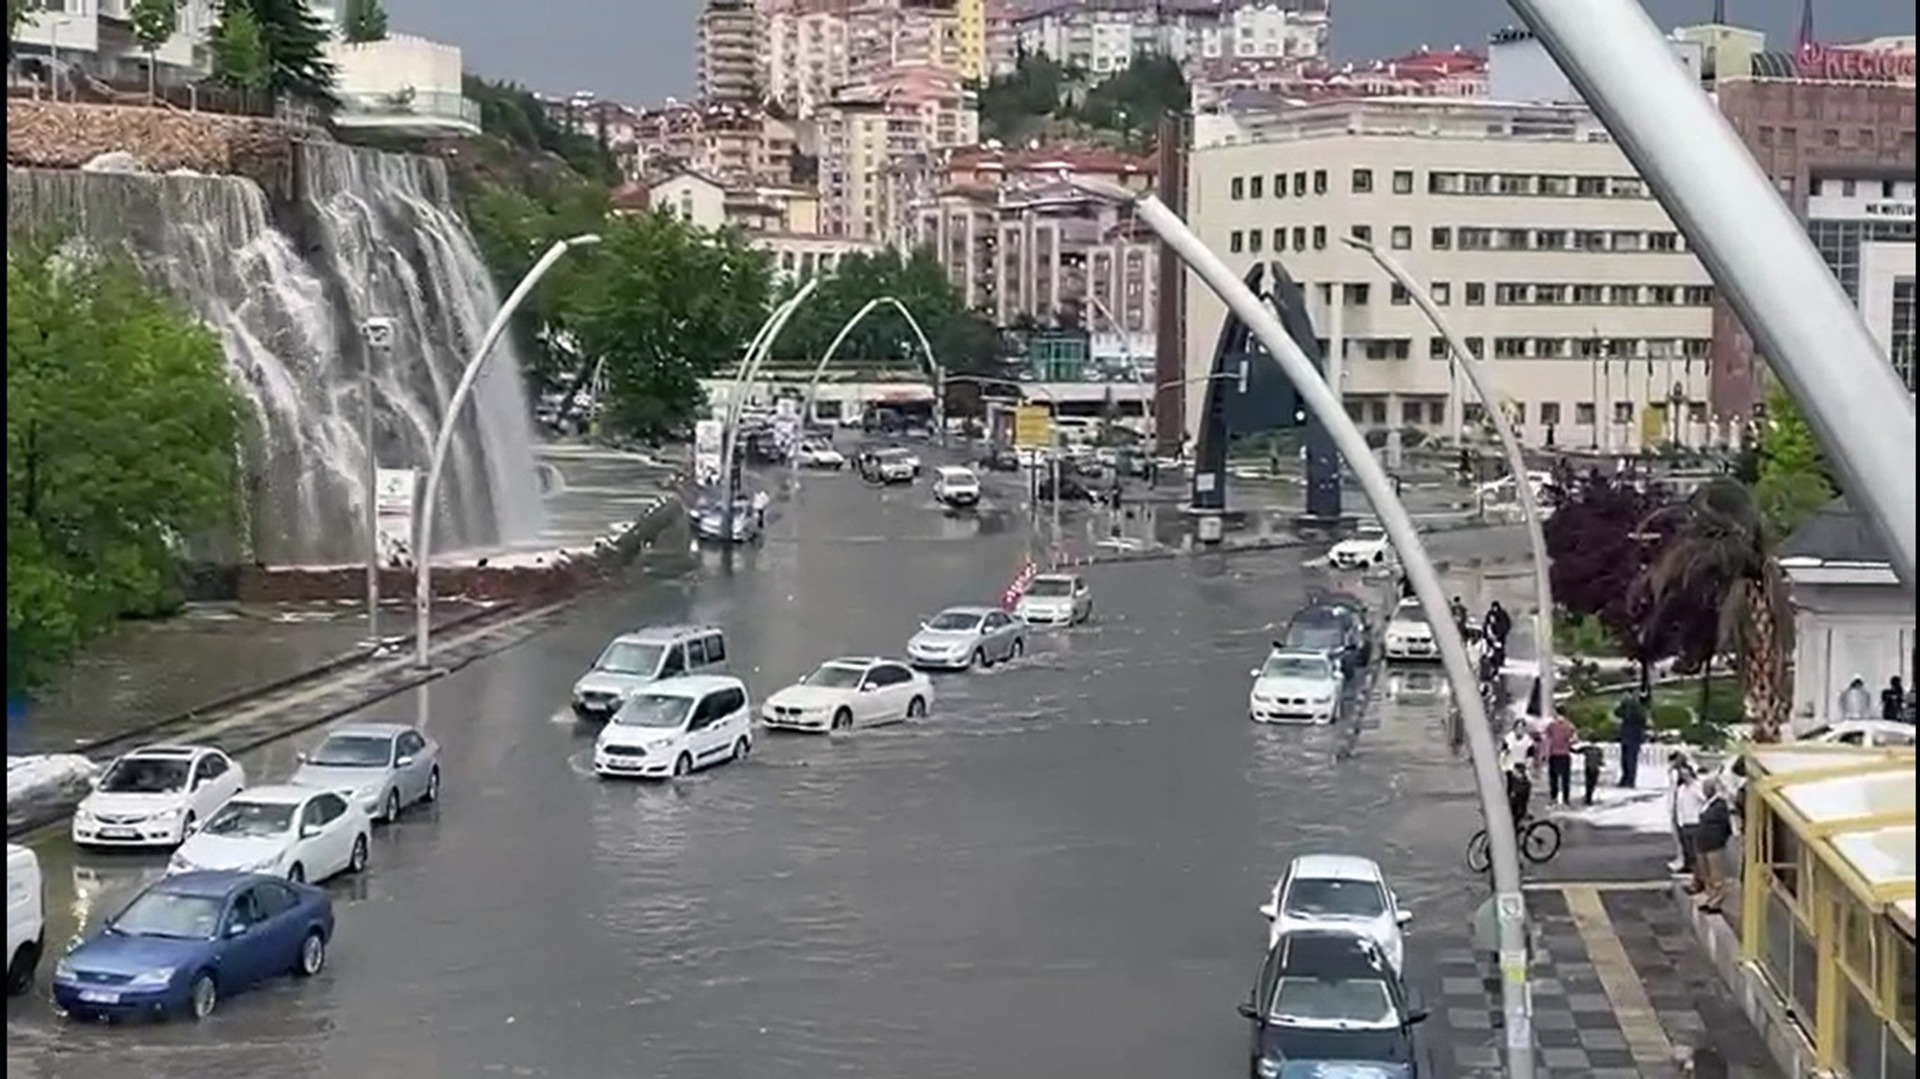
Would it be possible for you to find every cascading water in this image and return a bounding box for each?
[5,143,545,566]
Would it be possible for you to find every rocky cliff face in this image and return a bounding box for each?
[6,100,303,198]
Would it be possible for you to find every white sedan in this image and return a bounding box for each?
[795,440,847,469]
[1382,599,1440,662]
[761,658,933,732]
[1248,649,1344,724]
[1326,526,1395,571]
[72,745,246,849]
[1259,854,1411,973]
[167,785,372,885]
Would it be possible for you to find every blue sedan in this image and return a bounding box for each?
[52,870,334,1021]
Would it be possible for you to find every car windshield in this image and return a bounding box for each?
[804,665,865,689]
[111,889,226,941]
[1026,578,1073,598]
[1286,623,1345,650]
[926,611,983,631]
[877,449,910,461]
[1269,977,1398,1027]
[595,641,663,676]
[308,734,393,768]
[97,757,191,794]
[942,471,977,484]
[1392,604,1429,626]
[1263,654,1333,680]
[1285,878,1389,919]
[613,693,693,729]
[202,800,297,838]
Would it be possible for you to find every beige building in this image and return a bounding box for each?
[629,102,798,187]
[652,172,730,230]
[698,0,761,103]
[759,0,969,119]
[818,68,978,242]
[1185,97,1716,449]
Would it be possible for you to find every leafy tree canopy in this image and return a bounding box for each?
[1751,383,1836,540]
[7,0,32,55]
[210,4,271,96]
[777,248,1002,381]
[214,0,336,105]
[339,0,386,43]
[980,51,1186,148]
[7,246,245,695]
[550,213,774,439]
[462,75,618,184]
[129,0,178,52]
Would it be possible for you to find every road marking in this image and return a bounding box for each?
[1562,884,1676,1068]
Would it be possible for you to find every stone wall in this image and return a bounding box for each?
[5,101,303,198]
[235,501,687,604]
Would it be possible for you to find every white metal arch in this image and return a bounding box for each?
[800,295,943,430]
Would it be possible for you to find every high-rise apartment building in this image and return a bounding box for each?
[698,0,761,103]
[818,67,978,241]
[1009,0,1329,77]
[956,0,986,80]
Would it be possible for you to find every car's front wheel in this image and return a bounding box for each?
[832,707,853,731]
[383,788,401,823]
[6,937,41,996]
[423,767,441,804]
[906,696,926,720]
[293,930,326,978]
[186,972,218,1020]
[348,834,369,874]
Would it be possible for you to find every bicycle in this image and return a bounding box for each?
[1466,816,1563,873]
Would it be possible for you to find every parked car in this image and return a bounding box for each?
[906,606,1027,670]
[1382,599,1440,662]
[289,723,440,823]
[693,498,763,543]
[1282,603,1369,676]
[72,745,246,849]
[1015,573,1093,626]
[795,440,847,469]
[52,871,334,1022]
[571,625,730,720]
[1034,473,1099,503]
[168,785,372,884]
[1259,854,1411,972]
[1328,525,1396,571]
[977,446,1021,473]
[593,675,755,779]
[7,844,43,996]
[862,447,918,484]
[932,465,982,508]
[761,657,933,732]
[1248,649,1345,725]
[1237,929,1426,1079]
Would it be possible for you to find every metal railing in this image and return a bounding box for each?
[334,90,481,128]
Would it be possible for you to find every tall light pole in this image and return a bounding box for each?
[360,317,395,648]
[412,233,601,670]
[1500,0,1915,589]
[1063,174,1535,1078]
[942,373,1063,563]
[797,293,943,446]
[717,278,821,547]
[1345,235,1559,722]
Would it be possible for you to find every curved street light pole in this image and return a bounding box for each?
[1500,0,1915,588]
[1063,176,1535,1077]
[943,373,1063,565]
[718,278,822,545]
[798,294,944,441]
[413,233,601,670]
[1345,235,1559,722]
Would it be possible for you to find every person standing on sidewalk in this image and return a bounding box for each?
[1615,689,1650,787]
[1670,755,1705,878]
[1543,710,1577,806]
[1882,676,1907,722]
[1693,778,1735,914]
[1577,739,1605,805]
[1839,674,1873,721]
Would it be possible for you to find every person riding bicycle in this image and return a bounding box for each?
[1505,761,1533,829]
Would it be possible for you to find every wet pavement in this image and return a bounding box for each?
[10,466,1551,1078]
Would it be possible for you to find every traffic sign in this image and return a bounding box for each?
[1013,404,1053,449]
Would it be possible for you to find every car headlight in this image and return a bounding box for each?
[246,856,281,873]
[151,805,183,822]
[54,958,75,981]
[355,785,381,802]
[1256,1058,1282,1079]
[126,967,175,989]
[1312,694,1335,705]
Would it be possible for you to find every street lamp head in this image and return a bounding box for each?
[1340,235,1373,253]
[564,233,604,249]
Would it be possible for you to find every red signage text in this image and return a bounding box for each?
[1794,43,1917,83]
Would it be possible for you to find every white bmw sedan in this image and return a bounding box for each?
[762,658,933,732]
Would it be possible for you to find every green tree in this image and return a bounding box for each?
[129,0,179,101]
[462,177,611,403]
[211,4,270,107]
[1751,383,1836,540]
[7,247,245,695]
[779,248,1001,379]
[339,0,386,43]
[553,213,773,439]
[1076,53,1188,148]
[979,52,1071,143]
[214,0,336,106]
[8,0,33,60]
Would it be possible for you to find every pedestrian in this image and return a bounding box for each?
[1882,676,1907,722]
[1615,689,1650,787]
[1505,760,1534,829]
[1543,710,1577,806]
[1526,676,1543,718]
[750,488,771,528]
[1578,739,1605,806]
[1839,674,1873,721]
[1483,601,1513,655]
[1670,755,1704,878]
[1449,596,1470,636]
[1693,778,1735,914]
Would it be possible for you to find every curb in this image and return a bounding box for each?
[1064,518,1527,569]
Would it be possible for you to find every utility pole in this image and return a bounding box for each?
[360,317,395,648]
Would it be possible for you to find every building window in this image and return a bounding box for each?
[1352,225,1372,243]
[1535,338,1568,358]
[1682,338,1712,358]
[1312,170,1328,195]
[1428,171,1459,194]
[1431,227,1452,250]
[1248,229,1263,253]
[1494,337,1528,358]
[1536,229,1567,251]
[1465,282,1486,306]
[1892,278,1915,390]
[1273,228,1287,251]
[1390,226,1412,250]
[1648,231,1680,252]
[1613,401,1635,424]
[1229,230,1244,253]
[1429,337,1450,360]
[1498,174,1531,195]
[1575,176,1607,196]
[1459,228,1493,250]
[1464,337,1484,357]
[1392,170,1414,194]
[1688,402,1709,425]
[1683,285,1713,305]
[1463,173,1491,195]
[1539,175,1570,196]
[1369,400,1387,425]
[1573,283,1605,304]
[1648,285,1677,305]
[1391,283,1411,306]
[1352,168,1374,193]
[1540,402,1562,427]
[1249,175,1264,199]
[1431,282,1451,305]
[1312,226,1327,250]
[1495,283,1529,305]
[1230,177,1245,200]
[1293,171,1307,196]
[1402,400,1425,425]
[1273,173,1287,198]
[1535,284,1567,305]
[1575,402,1597,425]
[1509,402,1528,425]
[1362,338,1410,360]
[1346,283,1370,306]
[1574,230,1608,251]
[1610,285,1640,305]
[1293,226,1307,250]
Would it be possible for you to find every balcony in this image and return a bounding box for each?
[332,89,481,137]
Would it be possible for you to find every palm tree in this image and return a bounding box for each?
[1639,478,1793,742]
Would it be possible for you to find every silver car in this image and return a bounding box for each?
[290,723,441,824]
[1015,574,1093,626]
[907,605,1027,670]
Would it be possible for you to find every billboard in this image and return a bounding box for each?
[693,419,724,488]
[374,468,416,565]
[1013,404,1053,449]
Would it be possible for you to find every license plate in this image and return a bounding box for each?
[78,989,121,1004]
[98,828,138,839]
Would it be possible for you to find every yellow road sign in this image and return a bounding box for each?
[1013,403,1053,449]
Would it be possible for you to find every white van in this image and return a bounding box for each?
[570,624,730,721]
[7,844,44,996]
[592,675,755,779]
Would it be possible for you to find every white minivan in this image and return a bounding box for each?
[593,675,755,779]
[7,844,44,996]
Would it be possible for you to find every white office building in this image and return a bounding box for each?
[1184,96,1717,449]
[1805,176,1917,391]
[11,0,218,84]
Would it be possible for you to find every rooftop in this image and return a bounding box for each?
[1779,498,1892,566]
[1748,745,1915,918]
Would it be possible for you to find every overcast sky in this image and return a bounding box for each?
[389,0,1914,104]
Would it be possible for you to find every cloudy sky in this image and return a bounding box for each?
[389,0,1914,104]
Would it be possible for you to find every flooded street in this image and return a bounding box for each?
[8,468,1530,1079]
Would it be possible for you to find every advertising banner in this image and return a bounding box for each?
[694,419,724,488]
[374,468,416,565]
